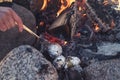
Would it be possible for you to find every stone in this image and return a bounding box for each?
[48,43,62,59]
[97,42,120,55]
[0,45,58,80]
[116,32,120,40]
[0,3,36,60]
[67,65,84,80]
[13,0,30,9]
[84,59,120,80]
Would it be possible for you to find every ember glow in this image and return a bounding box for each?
[64,41,68,45]
[79,7,82,11]
[39,21,45,26]
[74,33,81,37]
[110,19,115,29]
[57,0,75,16]
[94,24,100,32]
[82,14,87,17]
[44,33,67,46]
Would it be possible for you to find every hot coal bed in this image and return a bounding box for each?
[3,0,120,80]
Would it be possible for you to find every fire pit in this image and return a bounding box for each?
[28,0,120,80]
[27,0,120,79]
[1,0,120,80]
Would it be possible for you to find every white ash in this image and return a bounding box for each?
[48,43,62,58]
[53,55,65,69]
[53,55,81,69]
[97,42,120,55]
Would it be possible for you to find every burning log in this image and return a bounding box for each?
[49,0,80,39]
[85,1,111,32]
[48,11,69,30]
[57,0,75,16]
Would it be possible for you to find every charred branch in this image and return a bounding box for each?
[85,1,111,32]
[70,1,78,39]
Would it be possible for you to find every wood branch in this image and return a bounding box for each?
[15,22,40,39]
[70,1,78,39]
[85,1,111,32]
[23,25,40,38]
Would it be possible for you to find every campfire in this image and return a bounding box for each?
[2,0,119,80]
[29,0,119,43]
[27,0,120,79]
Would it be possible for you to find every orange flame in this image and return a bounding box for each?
[57,0,75,16]
[40,0,48,10]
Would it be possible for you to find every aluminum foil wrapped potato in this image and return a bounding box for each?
[48,43,62,58]
[53,55,66,69]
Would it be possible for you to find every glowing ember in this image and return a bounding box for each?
[44,33,67,46]
[64,41,68,45]
[103,0,109,5]
[57,0,75,16]
[79,7,82,11]
[94,24,100,32]
[110,19,115,29]
[48,0,51,2]
[82,14,87,17]
[40,0,48,10]
[74,33,81,37]
[39,21,45,26]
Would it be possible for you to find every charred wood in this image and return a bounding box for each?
[85,1,111,32]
